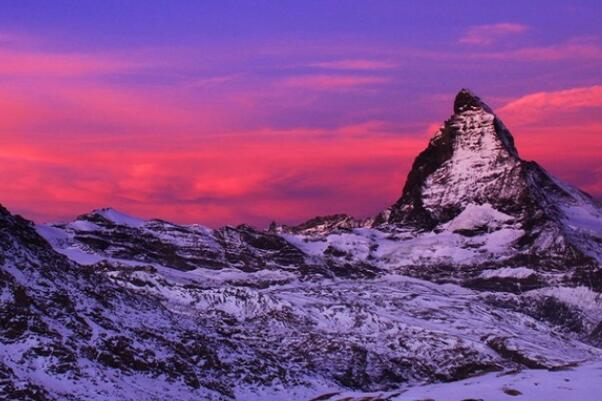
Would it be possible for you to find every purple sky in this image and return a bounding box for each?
[0,1,601,226]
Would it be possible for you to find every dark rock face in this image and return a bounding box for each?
[590,322,602,347]
[464,273,543,294]
[387,122,458,229]
[484,293,586,335]
[282,214,364,235]
[216,224,308,271]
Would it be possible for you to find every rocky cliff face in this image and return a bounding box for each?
[1,90,601,401]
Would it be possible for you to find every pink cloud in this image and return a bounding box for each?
[0,32,22,45]
[0,124,425,226]
[497,86,602,198]
[0,41,408,227]
[459,23,528,46]
[0,48,141,77]
[308,59,397,70]
[514,123,602,197]
[389,39,602,64]
[498,85,602,124]
[282,74,390,90]
[478,41,602,61]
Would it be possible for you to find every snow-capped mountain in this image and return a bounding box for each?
[1,89,601,400]
[385,89,602,266]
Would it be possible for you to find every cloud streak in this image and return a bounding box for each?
[0,48,142,77]
[308,59,397,70]
[499,85,602,124]
[281,74,390,90]
[459,23,528,46]
[497,86,602,198]
[476,40,602,62]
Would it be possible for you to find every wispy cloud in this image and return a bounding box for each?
[0,32,21,46]
[496,85,602,198]
[281,74,390,90]
[477,40,602,62]
[308,59,397,70]
[0,48,143,77]
[499,84,602,124]
[0,122,424,226]
[459,23,528,46]
[0,31,40,47]
[185,74,241,88]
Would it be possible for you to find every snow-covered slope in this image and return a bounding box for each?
[2,89,601,400]
[311,360,602,401]
[5,202,602,400]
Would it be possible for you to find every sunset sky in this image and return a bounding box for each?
[1,1,601,227]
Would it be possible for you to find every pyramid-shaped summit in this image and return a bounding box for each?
[453,88,494,113]
[385,89,602,266]
[388,89,523,226]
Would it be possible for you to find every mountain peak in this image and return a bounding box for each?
[80,207,146,228]
[384,89,602,266]
[453,88,491,114]
[386,90,525,228]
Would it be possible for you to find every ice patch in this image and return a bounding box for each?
[445,203,513,232]
[563,205,602,237]
[324,361,602,401]
[93,208,145,228]
[480,266,536,279]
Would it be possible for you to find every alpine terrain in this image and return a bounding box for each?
[1,89,601,401]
